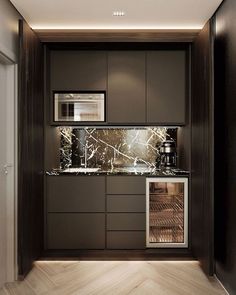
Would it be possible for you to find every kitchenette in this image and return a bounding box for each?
[15,14,214,278]
[42,45,191,256]
[1,0,232,292]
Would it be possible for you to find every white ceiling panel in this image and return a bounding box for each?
[10,0,223,29]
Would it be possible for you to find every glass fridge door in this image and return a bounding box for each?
[146,177,188,248]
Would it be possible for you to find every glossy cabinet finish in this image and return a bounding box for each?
[107,51,146,123]
[147,51,186,125]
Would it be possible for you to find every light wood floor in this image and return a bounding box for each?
[0,261,226,295]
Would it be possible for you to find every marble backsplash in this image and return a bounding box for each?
[60,127,177,169]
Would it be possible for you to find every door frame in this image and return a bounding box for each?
[0,49,18,282]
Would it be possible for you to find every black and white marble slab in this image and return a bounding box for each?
[59,127,177,170]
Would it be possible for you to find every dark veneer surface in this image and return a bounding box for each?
[191,20,214,275]
[35,29,199,43]
[214,0,236,294]
[18,20,44,278]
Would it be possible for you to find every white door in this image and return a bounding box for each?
[0,56,16,288]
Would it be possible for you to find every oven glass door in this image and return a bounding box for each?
[146,177,188,248]
[54,93,105,122]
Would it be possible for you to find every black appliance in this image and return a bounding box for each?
[157,140,177,169]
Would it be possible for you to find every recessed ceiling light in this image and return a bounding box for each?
[112,11,125,17]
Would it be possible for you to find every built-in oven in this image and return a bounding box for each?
[54,92,105,122]
[146,177,188,248]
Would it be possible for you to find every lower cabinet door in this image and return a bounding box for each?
[47,213,105,249]
[107,231,146,249]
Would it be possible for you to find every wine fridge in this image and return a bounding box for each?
[146,177,188,248]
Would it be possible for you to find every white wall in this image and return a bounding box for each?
[0,60,7,289]
[0,0,21,288]
[0,0,21,62]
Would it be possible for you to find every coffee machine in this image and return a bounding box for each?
[156,140,177,169]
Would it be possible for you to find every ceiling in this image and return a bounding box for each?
[10,0,223,30]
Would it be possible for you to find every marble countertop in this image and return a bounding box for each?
[46,167,190,177]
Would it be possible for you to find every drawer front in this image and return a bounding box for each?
[47,213,105,249]
[47,176,105,212]
[107,195,146,212]
[107,231,145,249]
[106,176,146,195]
[107,213,146,230]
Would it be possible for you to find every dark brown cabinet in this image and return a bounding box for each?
[106,176,146,195]
[46,176,106,249]
[49,49,188,125]
[46,175,146,251]
[147,50,186,125]
[47,213,105,249]
[107,195,146,212]
[107,213,146,230]
[50,50,107,91]
[106,176,146,249]
[107,51,146,123]
[107,232,146,250]
[47,176,105,212]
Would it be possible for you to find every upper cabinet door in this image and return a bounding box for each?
[50,51,107,91]
[147,51,186,125]
[108,51,146,124]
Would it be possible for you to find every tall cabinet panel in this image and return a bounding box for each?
[191,20,214,275]
[215,0,236,292]
[107,51,146,123]
[18,20,44,278]
[147,51,186,125]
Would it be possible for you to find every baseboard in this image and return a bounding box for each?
[214,275,230,295]
[40,249,194,261]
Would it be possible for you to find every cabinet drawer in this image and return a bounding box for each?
[47,176,105,212]
[107,231,145,249]
[47,213,105,249]
[106,176,145,195]
[107,195,146,212]
[107,213,146,230]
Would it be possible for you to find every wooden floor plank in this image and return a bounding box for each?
[1,261,226,295]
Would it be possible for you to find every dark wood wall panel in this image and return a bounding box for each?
[18,20,44,278]
[191,20,214,275]
[214,0,236,293]
[35,29,199,43]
